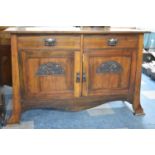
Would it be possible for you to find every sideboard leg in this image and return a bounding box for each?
[7,110,20,124]
[132,34,145,116]
[132,100,144,115]
[7,35,21,124]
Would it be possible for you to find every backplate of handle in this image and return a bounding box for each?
[44,38,56,46]
[76,73,80,83]
[83,73,86,82]
[76,72,86,83]
[107,38,118,46]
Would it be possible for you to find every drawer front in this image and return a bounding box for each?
[84,34,138,49]
[18,35,81,49]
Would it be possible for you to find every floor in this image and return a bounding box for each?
[2,74,155,129]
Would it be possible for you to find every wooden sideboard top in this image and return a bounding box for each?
[5,26,149,34]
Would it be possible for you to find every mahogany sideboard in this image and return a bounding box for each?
[6,27,146,124]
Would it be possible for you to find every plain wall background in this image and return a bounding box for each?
[0,0,155,30]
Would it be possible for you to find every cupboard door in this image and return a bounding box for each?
[82,49,136,96]
[19,50,81,100]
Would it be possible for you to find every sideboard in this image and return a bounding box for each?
[6,27,146,124]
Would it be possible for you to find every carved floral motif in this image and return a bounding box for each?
[36,62,65,76]
[96,61,122,73]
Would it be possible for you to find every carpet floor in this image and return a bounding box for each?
[3,74,155,129]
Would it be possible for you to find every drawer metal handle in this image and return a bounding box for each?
[107,38,118,46]
[76,73,80,83]
[44,38,56,46]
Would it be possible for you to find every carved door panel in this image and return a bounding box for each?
[82,49,136,96]
[19,50,81,99]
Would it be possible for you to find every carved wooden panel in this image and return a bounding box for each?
[19,50,76,99]
[96,61,122,73]
[82,49,136,96]
[36,62,65,76]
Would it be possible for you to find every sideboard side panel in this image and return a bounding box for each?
[8,35,21,123]
[132,34,144,115]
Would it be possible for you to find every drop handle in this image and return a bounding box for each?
[83,73,86,82]
[44,38,56,46]
[107,38,118,46]
[76,73,80,83]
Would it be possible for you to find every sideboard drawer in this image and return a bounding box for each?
[84,34,138,49]
[18,35,81,49]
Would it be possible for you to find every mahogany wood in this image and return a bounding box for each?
[18,35,80,49]
[84,34,138,49]
[8,27,145,123]
[8,35,21,123]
